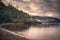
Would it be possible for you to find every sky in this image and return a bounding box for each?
[2,0,60,18]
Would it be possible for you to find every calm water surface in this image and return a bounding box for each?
[1,23,60,40]
[17,24,60,40]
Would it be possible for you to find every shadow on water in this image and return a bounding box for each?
[31,23,60,28]
[1,23,31,31]
[1,23,60,40]
[1,22,60,31]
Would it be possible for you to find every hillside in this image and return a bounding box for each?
[32,16,60,24]
[0,1,31,23]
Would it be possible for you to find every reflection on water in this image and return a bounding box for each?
[1,23,60,40]
[17,24,60,40]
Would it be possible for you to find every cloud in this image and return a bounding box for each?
[2,0,60,18]
[23,0,31,2]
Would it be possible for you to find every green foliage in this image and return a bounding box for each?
[2,23,30,31]
[0,4,31,23]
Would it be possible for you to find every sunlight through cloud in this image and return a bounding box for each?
[2,0,60,18]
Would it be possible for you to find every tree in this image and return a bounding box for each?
[0,2,31,23]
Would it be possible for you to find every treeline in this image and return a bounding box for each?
[0,2,31,23]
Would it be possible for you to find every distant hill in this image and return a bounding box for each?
[0,1,60,24]
[32,16,60,24]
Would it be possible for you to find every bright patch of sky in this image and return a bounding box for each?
[2,0,60,18]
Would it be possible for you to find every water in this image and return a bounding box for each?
[1,23,60,40]
[17,24,60,40]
